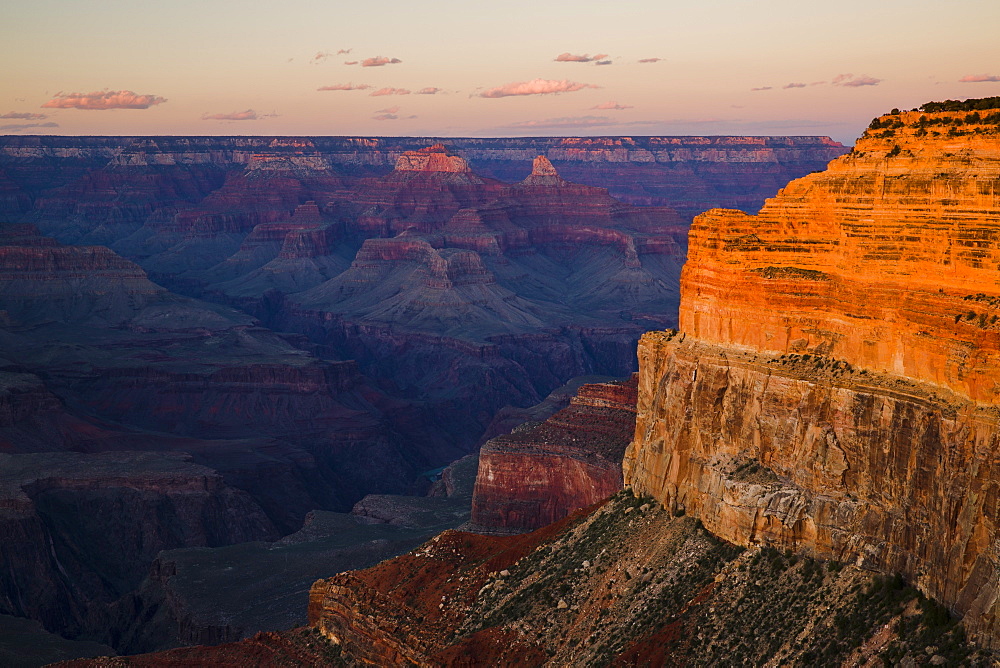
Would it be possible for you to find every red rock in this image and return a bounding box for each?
[469,376,637,533]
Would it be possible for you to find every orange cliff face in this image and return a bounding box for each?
[680,107,1000,402]
[624,100,1000,647]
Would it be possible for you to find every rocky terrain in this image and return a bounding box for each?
[0,132,849,662]
[469,376,637,534]
[71,492,986,666]
[624,100,1000,647]
[0,134,847,215]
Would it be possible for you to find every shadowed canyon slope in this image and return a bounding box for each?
[0,133,846,661]
[624,101,1000,647]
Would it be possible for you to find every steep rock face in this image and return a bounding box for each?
[0,452,277,640]
[624,102,1000,646]
[680,109,1000,402]
[469,376,637,533]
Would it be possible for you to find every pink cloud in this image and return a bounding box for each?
[832,73,882,87]
[554,52,609,64]
[372,105,415,121]
[360,56,402,67]
[960,74,1000,83]
[201,109,258,121]
[318,83,371,91]
[638,58,662,64]
[783,82,806,89]
[337,48,351,55]
[591,101,633,110]
[0,111,47,120]
[750,86,772,91]
[495,115,660,131]
[344,60,358,65]
[370,87,411,97]
[41,90,167,110]
[416,87,443,95]
[480,78,599,98]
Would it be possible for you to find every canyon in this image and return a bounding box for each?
[111,99,1000,665]
[0,133,847,662]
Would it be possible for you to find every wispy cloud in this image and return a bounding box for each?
[344,60,358,65]
[0,121,58,132]
[372,105,416,121]
[317,83,371,91]
[495,115,659,131]
[554,52,608,63]
[783,82,807,89]
[416,87,443,95]
[480,78,599,98]
[750,86,772,91]
[960,74,1000,83]
[41,90,167,110]
[311,49,352,64]
[370,87,411,97]
[591,101,633,110]
[356,56,403,67]
[201,109,258,121]
[832,73,881,87]
[595,60,613,66]
[0,111,47,120]
[638,58,662,64]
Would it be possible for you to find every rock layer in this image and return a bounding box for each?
[624,102,1000,646]
[469,377,637,533]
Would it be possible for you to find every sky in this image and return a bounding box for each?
[3,0,999,144]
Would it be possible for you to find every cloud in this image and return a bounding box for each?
[832,73,881,87]
[318,83,371,91]
[370,87,411,97]
[554,52,609,64]
[783,82,806,89]
[638,58,662,64]
[960,74,1000,83]
[201,109,258,121]
[371,105,416,121]
[0,121,58,132]
[344,60,358,65]
[496,115,660,131]
[337,49,351,55]
[0,111,47,120]
[591,101,633,110]
[416,87,443,95]
[41,90,167,110]
[750,86,772,91]
[480,78,599,98]
[359,56,402,67]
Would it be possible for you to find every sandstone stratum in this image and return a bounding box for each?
[625,98,1000,647]
[469,376,637,534]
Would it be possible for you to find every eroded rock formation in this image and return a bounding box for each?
[469,376,637,533]
[624,101,1000,646]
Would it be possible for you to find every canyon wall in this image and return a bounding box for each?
[469,377,637,533]
[0,134,847,214]
[624,103,1000,646]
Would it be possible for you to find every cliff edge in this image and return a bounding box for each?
[624,98,1000,647]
